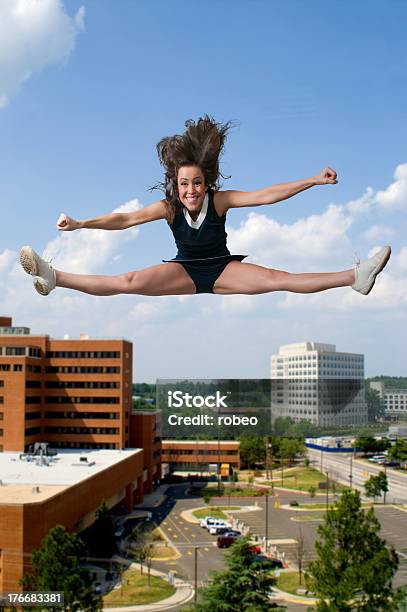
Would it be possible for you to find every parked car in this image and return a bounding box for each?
[217,533,241,548]
[215,527,242,536]
[249,545,262,554]
[267,557,284,569]
[208,520,232,534]
[382,460,400,467]
[368,454,387,463]
[199,516,217,528]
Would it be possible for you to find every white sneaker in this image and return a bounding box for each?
[20,246,56,296]
[352,246,391,295]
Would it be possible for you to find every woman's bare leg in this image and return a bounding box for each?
[214,261,355,295]
[56,263,196,296]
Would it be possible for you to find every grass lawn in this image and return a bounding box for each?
[103,568,175,607]
[236,469,264,481]
[291,513,324,521]
[275,571,312,596]
[189,486,266,498]
[192,506,241,520]
[151,543,178,559]
[297,503,336,510]
[298,501,374,510]
[263,466,345,493]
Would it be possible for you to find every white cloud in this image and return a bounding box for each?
[0,0,85,108]
[345,186,375,215]
[362,224,395,242]
[375,163,407,210]
[0,249,16,272]
[220,294,255,314]
[277,245,407,312]
[74,6,86,32]
[227,203,353,270]
[43,199,142,273]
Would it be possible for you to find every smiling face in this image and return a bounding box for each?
[177,165,207,219]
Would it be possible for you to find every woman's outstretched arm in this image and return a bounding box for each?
[215,167,337,214]
[56,199,167,231]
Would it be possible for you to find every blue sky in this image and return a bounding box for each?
[1,0,406,381]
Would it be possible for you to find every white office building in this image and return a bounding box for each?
[370,382,407,418]
[271,342,368,427]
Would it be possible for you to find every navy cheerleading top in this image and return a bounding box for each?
[165,188,236,262]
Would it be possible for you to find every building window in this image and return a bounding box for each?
[6,347,26,356]
[46,351,120,359]
[25,426,41,436]
[26,396,41,404]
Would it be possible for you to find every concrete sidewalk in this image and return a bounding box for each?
[135,485,169,508]
[104,559,194,611]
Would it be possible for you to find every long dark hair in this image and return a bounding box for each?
[152,115,233,220]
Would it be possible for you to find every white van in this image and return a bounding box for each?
[200,516,217,528]
[368,454,387,463]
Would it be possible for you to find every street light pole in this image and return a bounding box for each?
[265,494,269,553]
[349,455,353,490]
[194,546,199,603]
[325,471,329,511]
[266,437,273,482]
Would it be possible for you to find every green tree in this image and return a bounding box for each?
[22,525,101,612]
[238,436,266,469]
[275,437,305,467]
[364,474,383,503]
[364,384,385,422]
[306,490,403,611]
[190,536,283,611]
[131,525,154,583]
[388,439,407,462]
[377,470,389,504]
[354,436,390,454]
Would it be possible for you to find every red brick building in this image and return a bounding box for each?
[0,317,132,452]
[0,449,144,593]
[161,439,240,472]
[0,316,162,593]
[129,410,162,492]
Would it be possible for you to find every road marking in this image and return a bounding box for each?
[166,514,194,544]
[204,547,209,552]
[187,551,192,556]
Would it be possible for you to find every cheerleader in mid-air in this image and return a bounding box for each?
[20,116,390,297]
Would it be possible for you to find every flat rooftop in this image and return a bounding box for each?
[162,440,240,445]
[0,448,142,505]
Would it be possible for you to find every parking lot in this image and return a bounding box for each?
[149,485,229,584]
[144,484,407,597]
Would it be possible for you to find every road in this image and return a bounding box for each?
[307,448,407,503]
